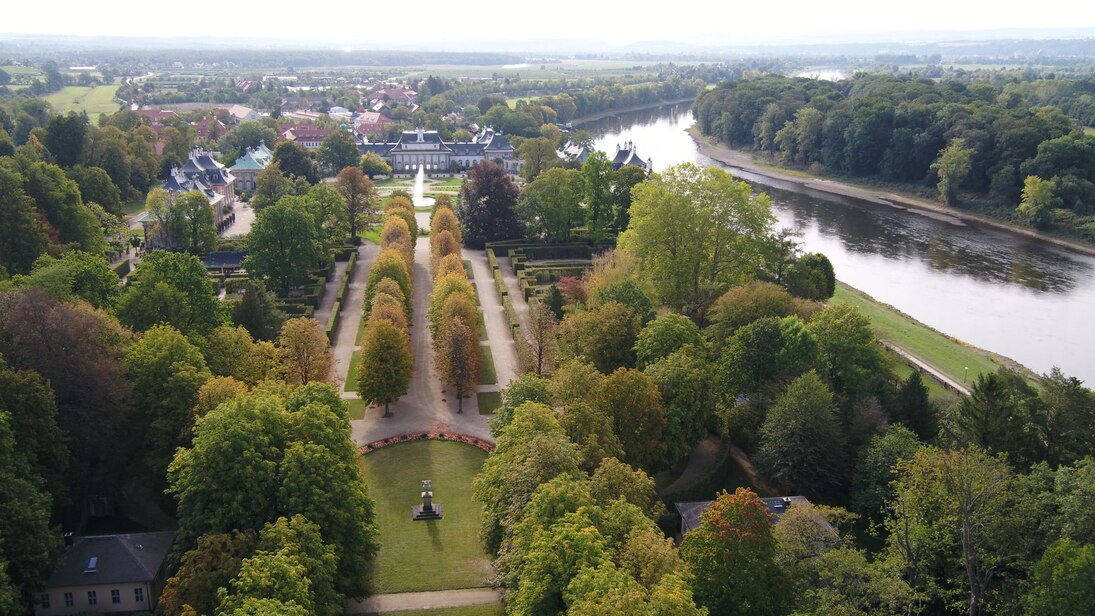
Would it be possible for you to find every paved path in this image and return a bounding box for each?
[882,342,971,395]
[332,243,379,390]
[221,202,255,237]
[350,238,493,445]
[346,588,501,614]
[467,249,518,392]
[663,434,722,493]
[314,260,349,328]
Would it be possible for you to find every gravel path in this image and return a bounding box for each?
[331,243,378,390]
[346,588,501,614]
[467,249,518,393]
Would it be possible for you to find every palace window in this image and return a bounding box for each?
[134,587,145,603]
[64,593,73,607]
[88,590,97,605]
[112,589,121,604]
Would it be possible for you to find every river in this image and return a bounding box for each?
[584,103,1095,384]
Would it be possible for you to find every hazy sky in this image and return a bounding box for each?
[5,0,1095,47]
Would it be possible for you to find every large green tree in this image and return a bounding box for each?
[357,320,412,417]
[518,167,581,241]
[117,249,227,336]
[245,199,322,296]
[618,163,776,314]
[271,140,318,184]
[455,160,522,248]
[597,368,667,472]
[317,131,359,175]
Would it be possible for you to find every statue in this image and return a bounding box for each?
[412,478,443,520]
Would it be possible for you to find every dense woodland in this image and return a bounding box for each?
[695,74,1095,240]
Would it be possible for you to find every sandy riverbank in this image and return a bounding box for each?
[689,127,1095,258]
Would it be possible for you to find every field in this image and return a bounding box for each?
[43,85,121,120]
[358,441,492,593]
[1084,126,1095,136]
[831,283,1011,387]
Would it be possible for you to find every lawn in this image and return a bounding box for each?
[478,346,497,385]
[345,350,361,392]
[476,391,502,415]
[43,85,121,120]
[345,398,367,420]
[358,440,492,593]
[1085,126,1095,136]
[831,283,1005,386]
[123,199,146,217]
[883,348,955,402]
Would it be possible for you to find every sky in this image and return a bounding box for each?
[4,0,1095,48]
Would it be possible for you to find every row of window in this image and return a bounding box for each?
[40,587,144,609]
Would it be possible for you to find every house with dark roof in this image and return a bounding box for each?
[675,496,814,536]
[611,140,652,173]
[558,140,593,165]
[34,531,174,615]
[359,126,520,176]
[141,148,237,248]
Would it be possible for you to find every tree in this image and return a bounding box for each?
[272,140,318,184]
[808,303,885,399]
[942,369,1046,469]
[591,278,655,325]
[359,152,392,179]
[66,165,122,215]
[117,250,227,336]
[0,356,67,502]
[791,546,920,615]
[0,162,50,274]
[438,317,479,413]
[252,164,296,211]
[558,302,641,374]
[518,137,559,181]
[456,160,522,248]
[21,160,105,253]
[893,371,937,440]
[15,250,120,309]
[219,121,277,164]
[1042,367,1095,466]
[278,318,332,385]
[334,166,377,241]
[1015,175,1056,229]
[645,346,716,466]
[1023,538,1095,615]
[159,531,258,616]
[706,281,801,346]
[559,403,624,473]
[634,313,704,370]
[245,200,321,296]
[167,190,217,254]
[611,164,648,232]
[581,151,614,240]
[784,252,836,300]
[216,547,315,615]
[232,279,286,341]
[851,425,923,521]
[126,324,211,484]
[680,488,788,615]
[931,138,974,205]
[526,301,559,376]
[756,371,846,498]
[718,316,817,398]
[317,131,359,175]
[597,368,667,472]
[42,111,88,168]
[357,320,412,417]
[518,167,581,241]
[618,163,776,314]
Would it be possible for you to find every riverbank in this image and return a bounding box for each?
[572,97,697,126]
[832,282,1035,391]
[689,127,1095,258]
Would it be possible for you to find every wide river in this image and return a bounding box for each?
[584,103,1095,384]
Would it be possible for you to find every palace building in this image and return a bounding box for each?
[360,126,521,175]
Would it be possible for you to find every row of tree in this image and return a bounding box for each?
[428,198,480,412]
[357,194,416,416]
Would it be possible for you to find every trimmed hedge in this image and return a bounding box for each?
[326,300,341,342]
[112,259,131,278]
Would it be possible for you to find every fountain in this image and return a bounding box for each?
[412,165,435,210]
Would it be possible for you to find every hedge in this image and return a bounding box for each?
[112,259,131,278]
[326,300,341,342]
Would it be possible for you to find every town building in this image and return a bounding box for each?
[191,117,227,141]
[674,496,815,536]
[140,148,236,248]
[558,140,594,165]
[353,110,396,139]
[224,104,259,123]
[229,142,273,192]
[368,83,417,106]
[359,126,521,175]
[34,532,175,616]
[611,140,652,172]
[279,124,336,149]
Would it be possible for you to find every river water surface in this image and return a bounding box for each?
[585,103,1095,384]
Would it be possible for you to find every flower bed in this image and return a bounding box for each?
[359,431,495,455]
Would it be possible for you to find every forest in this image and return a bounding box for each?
[694,74,1095,240]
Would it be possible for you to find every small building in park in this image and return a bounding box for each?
[611,140,652,173]
[674,496,814,536]
[230,142,273,192]
[33,531,175,615]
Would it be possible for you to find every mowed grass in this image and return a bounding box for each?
[476,391,502,415]
[345,350,361,392]
[831,283,1006,385]
[44,85,120,120]
[478,346,497,385]
[359,441,492,593]
[1085,126,1095,136]
[345,398,367,420]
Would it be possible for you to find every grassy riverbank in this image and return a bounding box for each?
[832,282,1028,389]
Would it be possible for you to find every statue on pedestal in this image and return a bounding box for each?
[411,478,443,520]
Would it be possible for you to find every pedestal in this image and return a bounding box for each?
[411,503,444,520]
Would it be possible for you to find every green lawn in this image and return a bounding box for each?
[360,226,382,245]
[358,441,492,593]
[433,177,464,188]
[123,199,146,217]
[478,346,497,385]
[1085,126,1095,136]
[831,283,1007,386]
[345,351,361,392]
[478,312,487,340]
[883,349,954,402]
[43,85,121,120]
[476,391,502,415]
[345,398,367,420]
[1,65,42,75]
